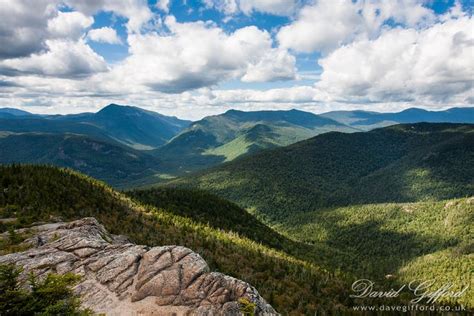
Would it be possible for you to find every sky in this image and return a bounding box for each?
[0,0,472,120]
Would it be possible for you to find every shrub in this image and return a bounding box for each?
[0,264,91,315]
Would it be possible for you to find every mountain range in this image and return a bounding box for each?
[320,107,474,130]
[0,104,191,150]
[0,132,161,187]
[50,104,192,149]
[0,107,33,118]
[151,108,356,175]
[171,123,474,221]
[168,123,474,309]
[1,105,472,185]
[0,104,473,313]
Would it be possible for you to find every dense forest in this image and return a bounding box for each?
[161,123,474,310]
[131,187,474,309]
[171,123,474,223]
[277,199,474,307]
[0,165,356,315]
[127,187,290,250]
[1,123,473,312]
[0,132,162,188]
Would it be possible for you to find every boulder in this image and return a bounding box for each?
[0,217,277,316]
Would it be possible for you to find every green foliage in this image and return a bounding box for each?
[0,165,352,314]
[168,123,474,309]
[277,198,474,307]
[127,187,289,250]
[0,264,91,315]
[172,123,474,223]
[0,227,31,255]
[0,264,26,315]
[2,153,471,312]
[238,298,256,316]
[152,109,356,177]
[0,133,162,188]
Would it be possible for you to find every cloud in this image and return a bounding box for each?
[102,0,152,32]
[0,0,57,58]
[202,0,298,16]
[62,0,105,15]
[103,17,295,93]
[277,0,435,53]
[211,85,319,103]
[202,0,239,15]
[241,49,296,82]
[156,0,171,13]
[87,27,122,44]
[0,80,21,88]
[0,39,108,78]
[47,11,93,39]
[0,0,141,79]
[238,0,297,16]
[315,15,474,105]
[65,0,152,32]
[1,0,472,120]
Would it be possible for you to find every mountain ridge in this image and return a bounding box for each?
[1,105,473,186]
[152,108,357,175]
[0,165,353,314]
[170,122,474,221]
[0,132,162,187]
[0,104,191,150]
[320,106,474,130]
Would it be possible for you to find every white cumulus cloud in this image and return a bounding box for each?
[103,17,295,93]
[1,39,108,78]
[47,11,93,39]
[0,0,57,58]
[277,0,436,53]
[315,15,474,105]
[87,27,122,44]
[65,0,152,32]
[239,0,298,16]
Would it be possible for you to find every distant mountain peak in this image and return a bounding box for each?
[0,107,33,116]
[399,108,428,113]
[98,103,138,113]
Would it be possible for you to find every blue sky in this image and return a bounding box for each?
[0,0,472,119]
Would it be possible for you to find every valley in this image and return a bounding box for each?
[2,1,472,314]
[0,106,473,314]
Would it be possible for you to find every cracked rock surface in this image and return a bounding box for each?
[0,218,277,316]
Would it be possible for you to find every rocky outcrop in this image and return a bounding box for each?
[0,218,277,315]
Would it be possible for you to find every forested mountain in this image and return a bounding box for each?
[0,108,33,118]
[0,104,191,150]
[278,198,474,308]
[171,123,474,221]
[0,132,161,187]
[152,109,357,175]
[1,106,472,184]
[165,123,473,309]
[321,107,474,130]
[1,143,472,311]
[53,104,191,149]
[0,117,114,143]
[127,187,289,250]
[0,165,355,314]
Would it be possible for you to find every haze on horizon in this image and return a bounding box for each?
[0,0,473,120]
